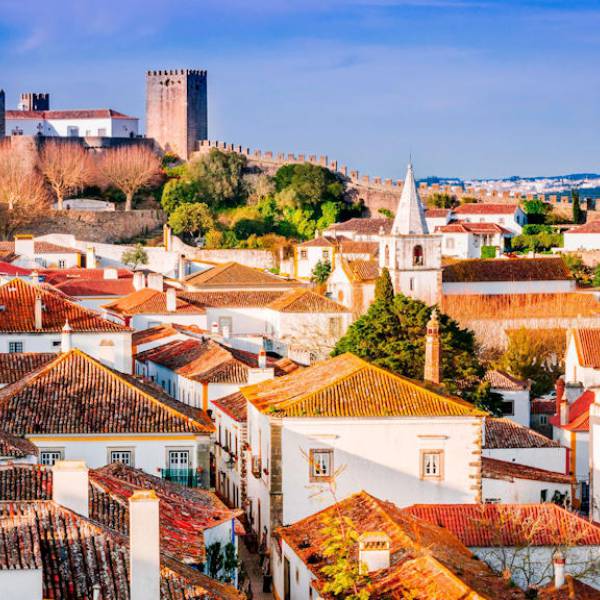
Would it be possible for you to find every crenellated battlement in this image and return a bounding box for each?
[146,69,207,77]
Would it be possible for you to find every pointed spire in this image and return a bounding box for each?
[391,162,428,235]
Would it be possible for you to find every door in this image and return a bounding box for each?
[284,556,291,600]
[169,450,190,470]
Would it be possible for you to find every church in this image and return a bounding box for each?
[378,162,442,305]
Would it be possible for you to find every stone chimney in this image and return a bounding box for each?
[129,490,160,600]
[166,287,177,312]
[34,295,43,330]
[560,399,569,426]
[358,532,391,574]
[178,255,186,281]
[147,272,164,292]
[555,378,565,417]
[14,234,34,257]
[424,309,441,385]
[258,348,267,369]
[103,267,118,280]
[52,460,89,518]
[61,319,72,353]
[553,551,565,589]
[86,246,97,269]
[133,271,146,291]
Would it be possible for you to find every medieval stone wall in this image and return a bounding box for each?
[146,69,207,160]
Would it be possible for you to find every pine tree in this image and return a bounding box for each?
[572,189,582,225]
[374,267,394,303]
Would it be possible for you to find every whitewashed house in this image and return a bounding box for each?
[452,203,527,234]
[442,257,575,296]
[564,220,600,251]
[565,327,600,388]
[436,222,512,259]
[484,370,531,426]
[326,257,379,316]
[241,352,486,545]
[406,503,600,591]
[0,432,38,464]
[0,278,133,374]
[293,236,337,280]
[0,235,82,269]
[0,349,215,485]
[424,207,452,231]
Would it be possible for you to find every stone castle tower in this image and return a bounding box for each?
[0,90,4,137]
[378,162,442,305]
[146,69,207,160]
[19,93,50,111]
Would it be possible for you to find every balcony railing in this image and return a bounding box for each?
[160,468,202,488]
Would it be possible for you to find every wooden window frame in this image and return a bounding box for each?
[40,448,65,466]
[107,447,135,466]
[309,448,333,483]
[420,449,444,481]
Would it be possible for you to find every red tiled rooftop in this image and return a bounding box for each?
[531,399,558,415]
[0,261,31,276]
[0,352,55,385]
[326,217,392,235]
[404,503,600,547]
[549,389,593,432]
[437,222,512,234]
[266,288,349,313]
[566,220,600,234]
[53,278,136,297]
[41,267,133,285]
[0,431,38,459]
[212,392,247,423]
[484,369,529,391]
[572,328,600,369]
[184,261,301,289]
[484,417,561,448]
[6,108,137,120]
[103,287,205,316]
[341,258,380,282]
[482,456,570,484]
[0,240,83,255]
[180,289,286,308]
[132,323,206,347]
[425,208,452,218]
[0,278,128,332]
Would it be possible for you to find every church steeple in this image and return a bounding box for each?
[391,162,428,235]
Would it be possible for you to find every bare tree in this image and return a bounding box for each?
[38,140,93,210]
[96,145,162,211]
[0,141,50,238]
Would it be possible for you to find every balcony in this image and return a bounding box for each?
[160,468,203,488]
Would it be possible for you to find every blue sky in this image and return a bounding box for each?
[1,0,600,179]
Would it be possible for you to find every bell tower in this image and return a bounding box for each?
[378,162,442,305]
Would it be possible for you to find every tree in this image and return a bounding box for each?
[378,208,394,219]
[160,178,200,214]
[428,192,456,209]
[186,148,247,209]
[311,259,332,284]
[121,243,149,269]
[572,189,582,225]
[374,267,394,303]
[38,140,93,210]
[333,272,500,413]
[274,163,344,208]
[96,145,162,211]
[522,199,550,225]
[167,202,214,241]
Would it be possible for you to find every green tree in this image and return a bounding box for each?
[572,189,582,224]
[311,259,332,284]
[186,148,247,209]
[273,163,344,208]
[161,178,200,214]
[374,267,394,303]
[378,208,394,219]
[429,192,456,209]
[167,202,214,241]
[594,265,600,288]
[522,199,550,225]
[333,273,500,413]
[206,541,224,580]
[121,243,149,270]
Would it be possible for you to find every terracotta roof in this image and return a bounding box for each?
[425,208,452,218]
[0,349,214,435]
[549,389,593,432]
[53,278,135,297]
[482,456,571,484]
[266,288,349,313]
[339,240,379,255]
[404,503,600,547]
[437,222,512,234]
[0,278,128,332]
[185,261,300,288]
[0,352,55,384]
[565,220,600,234]
[484,369,529,391]
[278,491,524,600]
[41,268,133,285]
[90,463,243,564]
[326,217,392,235]
[453,203,521,215]
[180,289,286,308]
[443,257,572,283]
[212,392,247,422]
[0,240,83,255]
[0,431,38,458]
[0,261,31,275]
[103,287,205,316]
[572,328,600,368]
[538,576,600,599]
[298,236,338,247]
[531,399,557,415]
[242,353,486,418]
[342,258,380,282]
[6,108,136,120]
[0,501,243,600]
[0,464,50,500]
[132,323,206,346]
[484,417,561,448]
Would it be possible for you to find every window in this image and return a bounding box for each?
[309,449,333,482]
[328,317,342,338]
[9,341,23,353]
[409,277,415,292]
[501,401,514,416]
[540,415,548,425]
[485,498,501,504]
[97,128,107,136]
[323,250,330,260]
[40,449,64,466]
[446,238,455,249]
[384,245,390,267]
[168,449,190,469]
[109,449,133,466]
[67,126,79,137]
[219,316,233,335]
[540,489,548,502]
[412,245,424,266]
[52,340,61,348]
[499,218,505,224]
[58,260,66,269]
[300,250,307,260]
[420,450,444,480]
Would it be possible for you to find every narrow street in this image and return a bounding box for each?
[239,540,273,600]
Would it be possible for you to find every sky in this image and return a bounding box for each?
[1,0,600,179]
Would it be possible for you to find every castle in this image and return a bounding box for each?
[145,69,208,160]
